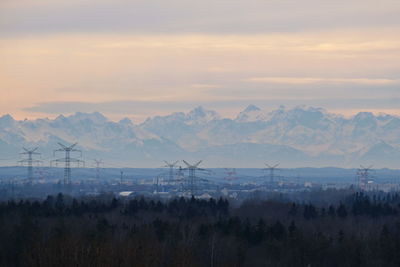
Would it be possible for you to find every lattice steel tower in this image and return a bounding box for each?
[357,165,373,190]
[164,160,178,183]
[18,147,42,184]
[52,143,84,185]
[182,160,204,195]
[264,163,280,183]
[93,159,103,180]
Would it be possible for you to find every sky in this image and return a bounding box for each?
[0,0,399,122]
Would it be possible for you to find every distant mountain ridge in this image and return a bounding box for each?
[0,106,399,168]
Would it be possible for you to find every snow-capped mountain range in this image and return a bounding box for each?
[0,106,399,168]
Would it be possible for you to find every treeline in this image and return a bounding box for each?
[287,192,400,220]
[0,194,228,219]
[1,192,400,266]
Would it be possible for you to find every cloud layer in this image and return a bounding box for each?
[1,0,400,35]
[0,0,399,120]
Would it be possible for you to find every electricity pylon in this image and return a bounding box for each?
[93,159,103,180]
[182,160,205,195]
[264,163,280,183]
[154,174,163,193]
[176,166,185,191]
[51,143,84,186]
[164,160,178,183]
[18,147,42,184]
[357,165,373,191]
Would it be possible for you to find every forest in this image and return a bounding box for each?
[1,191,400,267]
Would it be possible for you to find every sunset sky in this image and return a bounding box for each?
[1,0,399,121]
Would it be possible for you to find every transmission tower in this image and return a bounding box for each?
[182,160,205,195]
[164,160,178,184]
[18,147,42,184]
[357,165,373,191]
[264,163,280,183]
[154,174,164,193]
[93,159,103,180]
[175,166,185,192]
[51,143,84,186]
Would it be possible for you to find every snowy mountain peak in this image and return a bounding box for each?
[352,112,377,128]
[290,105,326,114]
[68,111,108,124]
[353,112,375,121]
[243,104,261,113]
[235,105,266,122]
[267,106,335,130]
[0,114,14,122]
[55,114,67,121]
[0,114,14,120]
[186,106,219,124]
[0,114,15,128]
[119,118,133,125]
[0,107,399,167]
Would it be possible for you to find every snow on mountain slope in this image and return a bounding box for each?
[141,106,219,151]
[0,112,171,166]
[140,106,400,167]
[235,104,264,122]
[0,106,399,167]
